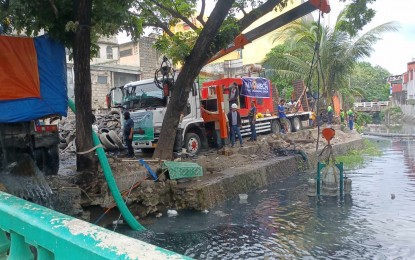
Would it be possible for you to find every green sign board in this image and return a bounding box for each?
[131,111,154,141]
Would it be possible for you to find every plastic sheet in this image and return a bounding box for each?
[0,35,67,122]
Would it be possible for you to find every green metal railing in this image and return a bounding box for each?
[0,191,191,260]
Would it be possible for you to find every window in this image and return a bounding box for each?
[98,76,108,84]
[120,48,132,57]
[106,46,113,59]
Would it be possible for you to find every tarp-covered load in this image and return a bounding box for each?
[0,35,68,122]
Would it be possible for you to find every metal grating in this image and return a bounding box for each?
[162,161,203,180]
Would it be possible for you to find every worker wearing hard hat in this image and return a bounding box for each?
[227,103,243,147]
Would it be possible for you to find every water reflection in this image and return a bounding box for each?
[120,138,415,259]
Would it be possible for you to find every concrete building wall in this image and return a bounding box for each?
[91,70,112,109]
[401,104,415,117]
[66,35,159,110]
[119,42,140,67]
[392,91,407,106]
[407,80,415,101]
[119,36,160,79]
[405,62,415,101]
[139,36,160,79]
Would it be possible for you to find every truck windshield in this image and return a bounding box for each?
[123,82,166,110]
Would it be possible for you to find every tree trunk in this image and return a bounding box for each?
[152,0,288,160]
[153,0,236,160]
[73,0,97,171]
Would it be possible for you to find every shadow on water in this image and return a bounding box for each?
[0,153,53,207]
[118,137,415,259]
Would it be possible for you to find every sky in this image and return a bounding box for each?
[118,0,415,75]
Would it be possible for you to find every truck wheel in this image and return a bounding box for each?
[281,118,292,133]
[43,146,59,175]
[184,133,201,155]
[270,120,281,134]
[141,148,154,154]
[291,117,302,132]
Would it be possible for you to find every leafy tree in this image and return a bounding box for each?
[0,0,141,171]
[264,45,304,100]
[0,0,382,161]
[337,0,376,37]
[350,62,391,102]
[132,0,382,159]
[355,112,372,126]
[136,0,298,159]
[263,6,397,109]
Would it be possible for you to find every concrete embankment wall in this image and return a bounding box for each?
[47,133,363,221]
[401,105,415,123]
[173,137,364,210]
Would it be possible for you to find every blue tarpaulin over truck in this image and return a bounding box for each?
[0,35,68,122]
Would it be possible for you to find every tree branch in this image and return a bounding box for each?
[183,0,236,72]
[196,0,206,26]
[148,0,199,31]
[235,2,247,16]
[48,0,58,18]
[238,0,283,31]
[134,3,175,37]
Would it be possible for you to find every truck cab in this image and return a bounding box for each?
[111,78,204,154]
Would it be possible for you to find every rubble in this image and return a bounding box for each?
[52,124,360,220]
[59,110,124,153]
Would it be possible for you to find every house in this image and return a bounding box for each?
[200,0,307,77]
[387,74,404,106]
[67,35,161,109]
[118,33,161,80]
[404,60,415,104]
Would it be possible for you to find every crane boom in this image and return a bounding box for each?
[208,0,330,63]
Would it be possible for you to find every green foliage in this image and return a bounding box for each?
[154,31,199,63]
[356,112,372,126]
[337,0,376,37]
[264,6,397,105]
[380,106,403,123]
[0,0,142,50]
[210,16,240,54]
[337,139,382,169]
[263,43,310,99]
[347,62,391,106]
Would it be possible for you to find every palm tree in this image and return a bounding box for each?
[264,6,398,106]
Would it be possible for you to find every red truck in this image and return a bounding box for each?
[200,77,311,146]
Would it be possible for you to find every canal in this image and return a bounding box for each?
[119,137,415,259]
